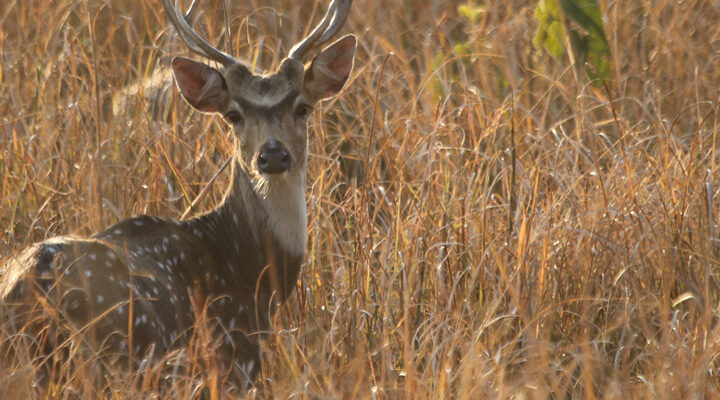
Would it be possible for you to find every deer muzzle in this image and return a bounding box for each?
[257,139,291,174]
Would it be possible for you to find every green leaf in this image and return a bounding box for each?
[560,0,611,85]
[545,21,566,58]
[560,0,606,39]
[458,4,485,25]
[533,0,612,86]
[533,0,565,59]
[428,52,447,100]
[453,41,473,66]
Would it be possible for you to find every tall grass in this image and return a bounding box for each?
[1,0,719,398]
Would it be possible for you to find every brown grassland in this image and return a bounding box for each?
[1,0,720,398]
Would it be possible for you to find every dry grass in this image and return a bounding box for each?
[1,0,719,398]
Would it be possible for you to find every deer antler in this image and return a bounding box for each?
[165,0,352,66]
[289,0,353,61]
[163,0,237,66]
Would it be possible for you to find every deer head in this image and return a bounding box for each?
[164,0,356,198]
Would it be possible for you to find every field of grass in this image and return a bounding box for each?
[1,0,719,398]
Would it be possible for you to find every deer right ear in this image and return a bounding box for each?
[171,57,229,113]
[303,35,357,104]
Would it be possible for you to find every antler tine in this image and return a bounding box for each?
[184,0,200,22]
[315,0,352,44]
[289,0,353,61]
[163,0,237,66]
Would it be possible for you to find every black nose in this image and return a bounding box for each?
[257,139,291,174]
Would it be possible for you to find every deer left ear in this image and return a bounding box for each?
[303,35,357,104]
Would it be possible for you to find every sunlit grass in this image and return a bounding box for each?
[1,0,719,398]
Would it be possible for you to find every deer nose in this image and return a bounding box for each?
[257,139,291,174]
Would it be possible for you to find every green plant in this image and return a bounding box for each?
[534,0,611,85]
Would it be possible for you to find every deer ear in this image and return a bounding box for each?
[171,57,229,113]
[303,35,356,104]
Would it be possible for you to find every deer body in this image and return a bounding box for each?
[1,0,355,390]
[2,165,303,381]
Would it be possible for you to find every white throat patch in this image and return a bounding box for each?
[256,172,307,257]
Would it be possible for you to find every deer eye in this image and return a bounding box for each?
[294,104,312,119]
[224,111,243,124]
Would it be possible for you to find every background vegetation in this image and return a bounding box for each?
[1,0,719,398]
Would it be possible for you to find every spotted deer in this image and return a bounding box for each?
[0,0,355,390]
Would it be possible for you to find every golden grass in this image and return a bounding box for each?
[1,0,719,398]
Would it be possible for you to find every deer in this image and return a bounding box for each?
[0,0,356,391]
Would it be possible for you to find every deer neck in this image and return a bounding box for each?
[184,158,306,304]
